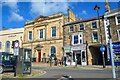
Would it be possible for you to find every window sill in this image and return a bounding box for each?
[28,40,33,42]
[116,23,120,26]
[51,37,56,39]
[72,43,83,45]
[92,41,99,43]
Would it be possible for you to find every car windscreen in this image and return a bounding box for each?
[2,54,15,61]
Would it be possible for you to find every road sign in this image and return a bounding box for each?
[14,42,19,48]
[100,45,105,52]
[14,41,19,56]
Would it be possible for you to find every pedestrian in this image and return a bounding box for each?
[64,56,67,66]
[61,56,64,65]
[58,59,61,66]
[54,56,57,66]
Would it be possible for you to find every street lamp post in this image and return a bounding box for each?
[94,5,106,68]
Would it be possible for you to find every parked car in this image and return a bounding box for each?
[0,52,16,73]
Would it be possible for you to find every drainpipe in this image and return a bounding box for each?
[86,41,88,65]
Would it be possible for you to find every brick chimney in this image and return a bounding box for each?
[2,27,6,31]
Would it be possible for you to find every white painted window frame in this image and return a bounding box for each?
[28,31,32,41]
[91,21,97,29]
[51,26,56,38]
[117,29,120,41]
[69,25,74,32]
[92,31,98,42]
[115,15,120,25]
[39,29,43,39]
[72,33,83,45]
[79,23,84,31]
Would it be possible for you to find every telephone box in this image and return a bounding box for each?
[16,48,32,74]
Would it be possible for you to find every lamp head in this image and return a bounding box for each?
[94,5,100,10]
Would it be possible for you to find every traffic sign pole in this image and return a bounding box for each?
[100,45,106,68]
[109,38,116,79]
[102,52,106,68]
[13,40,19,77]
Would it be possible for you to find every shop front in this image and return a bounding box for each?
[64,44,87,66]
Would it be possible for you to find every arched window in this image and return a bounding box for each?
[0,41,2,49]
[50,46,56,55]
[5,41,10,52]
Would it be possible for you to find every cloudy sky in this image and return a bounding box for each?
[1,0,119,30]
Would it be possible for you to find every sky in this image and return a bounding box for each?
[1,1,120,30]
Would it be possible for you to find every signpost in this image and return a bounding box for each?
[107,25,116,79]
[13,40,19,77]
[100,45,106,68]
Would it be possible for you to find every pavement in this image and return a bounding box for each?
[1,69,45,79]
[32,62,120,70]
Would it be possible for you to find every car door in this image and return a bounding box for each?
[2,53,13,70]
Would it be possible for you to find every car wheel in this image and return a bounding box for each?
[0,66,3,74]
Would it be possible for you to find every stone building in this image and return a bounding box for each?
[0,28,24,53]
[23,9,77,62]
[63,16,107,65]
[104,8,120,63]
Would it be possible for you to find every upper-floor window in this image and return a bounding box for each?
[115,15,120,25]
[40,29,43,38]
[74,35,78,44]
[92,32,98,42]
[0,42,1,49]
[72,33,83,45]
[117,30,120,41]
[70,26,74,31]
[92,22,97,28]
[29,31,32,40]
[80,39,82,44]
[5,41,10,52]
[80,24,84,31]
[52,26,56,37]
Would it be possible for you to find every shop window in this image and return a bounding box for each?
[82,51,85,62]
[92,32,98,42]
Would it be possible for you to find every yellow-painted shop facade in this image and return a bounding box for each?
[23,10,77,62]
[0,28,24,53]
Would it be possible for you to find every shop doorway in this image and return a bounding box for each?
[76,53,81,65]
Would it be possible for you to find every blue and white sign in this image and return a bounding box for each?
[100,45,105,52]
[112,42,120,49]
[109,42,120,65]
